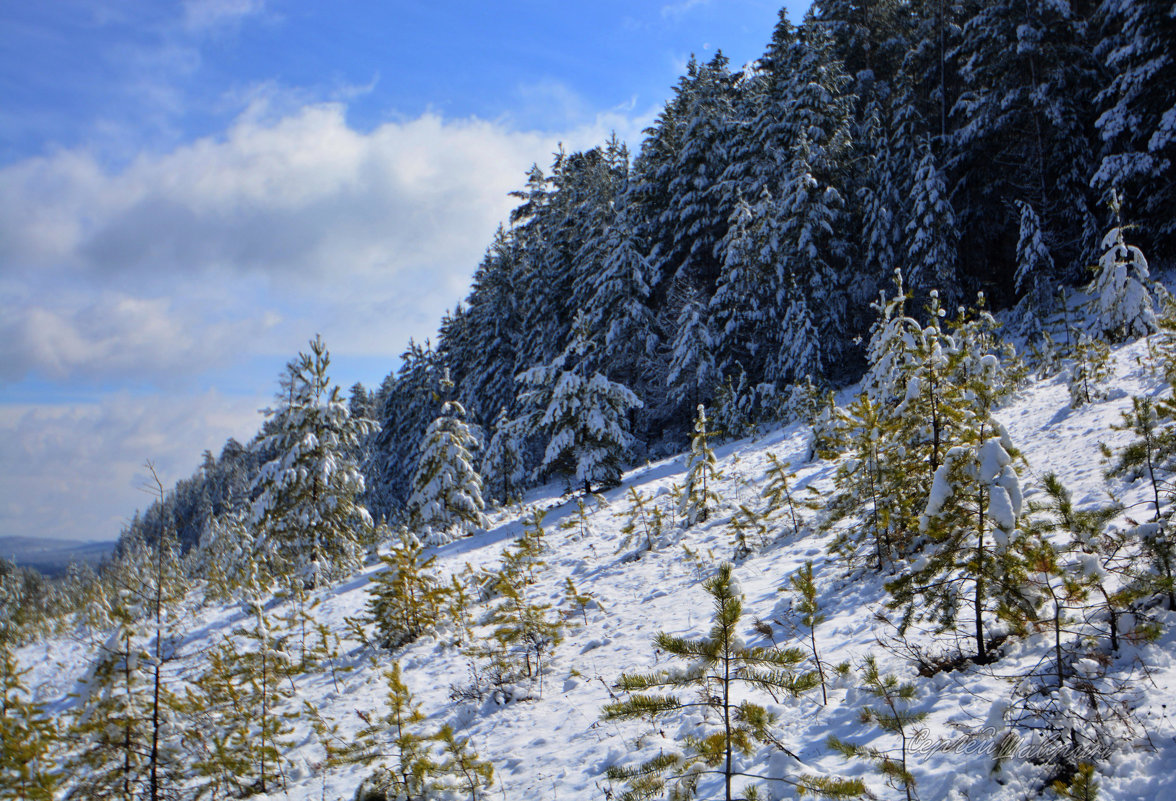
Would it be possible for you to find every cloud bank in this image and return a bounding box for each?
[0,101,651,541]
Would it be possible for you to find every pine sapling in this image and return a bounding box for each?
[563,577,595,627]
[679,404,723,526]
[435,724,494,800]
[763,453,806,539]
[602,563,827,801]
[0,642,60,800]
[788,561,829,705]
[828,656,926,801]
[1067,334,1112,409]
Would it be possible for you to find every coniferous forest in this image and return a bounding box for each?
[3,2,1176,800]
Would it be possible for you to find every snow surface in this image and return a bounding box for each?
[20,335,1176,801]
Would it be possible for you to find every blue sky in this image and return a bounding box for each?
[0,0,811,544]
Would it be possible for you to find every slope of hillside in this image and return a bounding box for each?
[19,334,1176,801]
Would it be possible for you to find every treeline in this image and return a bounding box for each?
[62,0,1176,556]
[362,0,1175,519]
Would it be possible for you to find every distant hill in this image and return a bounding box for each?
[0,536,116,577]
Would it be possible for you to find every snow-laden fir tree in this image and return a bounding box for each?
[679,404,722,527]
[666,289,717,414]
[406,372,487,546]
[903,141,958,306]
[252,335,377,587]
[1089,193,1156,342]
[771,280,823,384]
[520,320,642,494]
[1013,200,1056,337]
[480,408,526,507]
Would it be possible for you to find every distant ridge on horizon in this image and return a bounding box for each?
[1,535,116,577]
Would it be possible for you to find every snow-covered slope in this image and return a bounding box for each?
[21,335,1176,801]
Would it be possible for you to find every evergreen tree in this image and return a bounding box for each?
[520,322,642,494]
[1088,195,1156,343]
[230,581,297,795]
[0,641,60,800]
[679,404,722,526]
[66,598,168,801]
[351,661,438,800]
[1093,0,1176,257]
[772,278,823,383]
[480,409,526,506]
[366,528,448,650]
[369,340,442,519]
[406,375,488,546]
[1067,334,1112,409]
[252,335,376,586]
[903,140,958,305]
[1013,199,1057,337]
[665,289,717,414]
[602,563,836,801]
[828,656,927,801]
[1105,396,1176,610]
[787,561,830,705]
[888,360,1032,662]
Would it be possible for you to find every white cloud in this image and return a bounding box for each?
[0,101,657,543]
[0,390,262,542]
[0,292,276,383]
[0,102,652,372]
[661,0,712,20]
[182,0,266,32]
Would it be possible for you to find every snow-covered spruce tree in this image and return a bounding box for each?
[193,513,252,605]
[679,404,722,527]
[665,289,717,416]
[406,373,487,547]
[480,408,525,506]
[0,641,60,800]
[771,279,823,385]
[1088,194,1156,343]
[252,335,376,587]
[1013,200,1056,338]
[602,563,852,801]
[903,139,959,306]
[366,527,447,650]
[711,191,773,383]
[886,357,1033,663]
[520,320,642,494]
